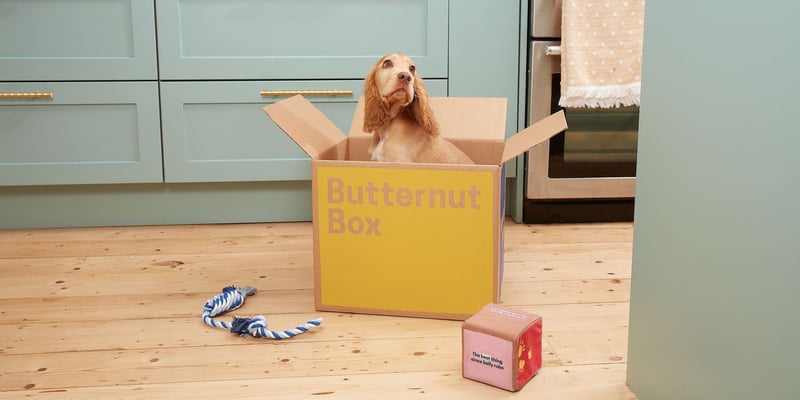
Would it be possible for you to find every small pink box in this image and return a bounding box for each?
[462,303,542,392]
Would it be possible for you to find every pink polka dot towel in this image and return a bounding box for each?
[559,0,646,108]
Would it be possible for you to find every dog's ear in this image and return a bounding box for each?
[362,64,388,133]
[409,75,440,137]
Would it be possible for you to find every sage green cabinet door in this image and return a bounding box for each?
[155,0,448,80]
[0,0,157,81]
[0,82,162,186]
[159,80,447,183]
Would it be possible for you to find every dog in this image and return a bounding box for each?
[362,53,474,164]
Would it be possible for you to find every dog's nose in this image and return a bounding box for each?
[398,72,412,83]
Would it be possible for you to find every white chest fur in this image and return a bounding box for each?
[370,131,387,161]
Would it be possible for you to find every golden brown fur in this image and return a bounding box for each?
[363,53,473,164]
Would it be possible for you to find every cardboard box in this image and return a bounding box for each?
[264,95,566,320]
[462,303,543,391]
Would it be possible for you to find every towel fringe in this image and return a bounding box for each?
[559,83,641,109]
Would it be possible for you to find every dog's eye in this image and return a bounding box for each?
[409,65,416,74]
[382,59,393,68]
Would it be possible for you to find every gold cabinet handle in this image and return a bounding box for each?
[0,92,54,99]
[259,90,353,97]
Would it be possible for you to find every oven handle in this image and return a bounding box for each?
[546,45,561,56]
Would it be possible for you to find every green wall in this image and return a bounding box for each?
[626,1,800,399]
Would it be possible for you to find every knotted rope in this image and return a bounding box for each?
[202,286,322,339]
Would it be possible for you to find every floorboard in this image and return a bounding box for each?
[0,220,637,399]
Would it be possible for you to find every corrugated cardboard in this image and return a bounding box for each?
[264,95,566,320]
[462,303,543,391]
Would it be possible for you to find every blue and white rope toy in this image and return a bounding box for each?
[202,285,322,339]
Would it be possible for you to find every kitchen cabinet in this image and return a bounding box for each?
[159,80,446,183]
[0,0,159,187]
[155,0,449,183]
[155,0,448,80]
[0,0,527,228]
[627,1,800,399]
[0,82,162,185]
[0,0,157,81]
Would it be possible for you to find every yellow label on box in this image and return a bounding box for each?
[315,164,498,317]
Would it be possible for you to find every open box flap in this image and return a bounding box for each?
[348,97,369,136]
[501,110,568,164]
[349,97,507,141]
[263,95,348,160]
[428,97,507,140]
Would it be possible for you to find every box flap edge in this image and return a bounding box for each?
[262,95,348,160]
[501,110,568,164]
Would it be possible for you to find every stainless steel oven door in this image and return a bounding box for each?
[526,41,636,200]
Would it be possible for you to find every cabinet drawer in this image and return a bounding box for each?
[0,0,157,81]
[156,0,448,80]
[160,80,447,183]
[0,82,162,186]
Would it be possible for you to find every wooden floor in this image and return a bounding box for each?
[0,220,636,399]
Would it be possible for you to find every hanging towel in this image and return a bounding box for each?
[560,0,646,108]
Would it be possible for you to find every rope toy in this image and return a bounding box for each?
[202,285,322,339]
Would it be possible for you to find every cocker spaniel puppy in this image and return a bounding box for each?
[362,53,474,164]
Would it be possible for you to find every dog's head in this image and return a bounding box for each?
[363,53,439,136]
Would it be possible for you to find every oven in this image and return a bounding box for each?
[524,0,638,223]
